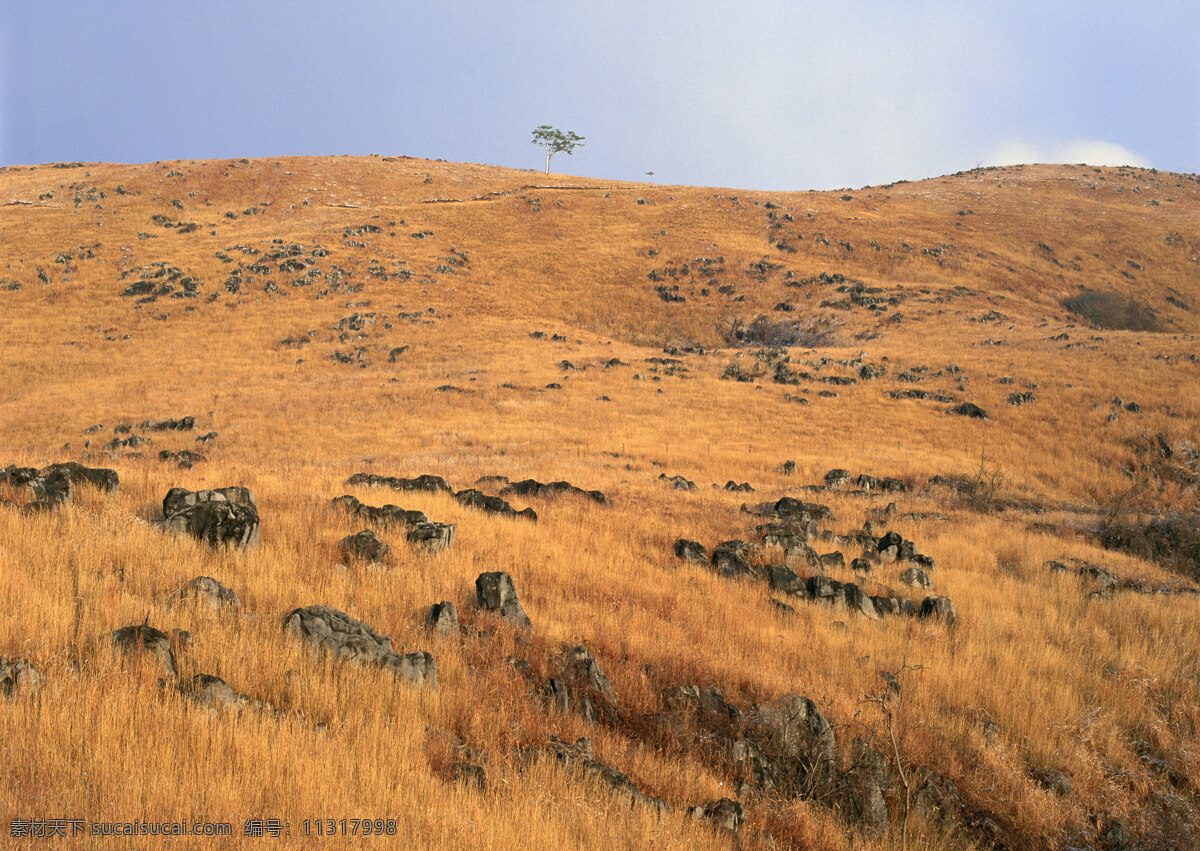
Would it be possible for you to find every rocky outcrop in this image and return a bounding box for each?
[162,487,259,549]
[0,656,42,697]
[165,576,240,612]
[345,472,453,494]
[283,605,436,687]
[501,478,609,505]
[103,623,179,677]
[331,494,428,529]
[547,645,621,724]
[340,529,389,563]
[475,572,531,629]
[453,488,537,521]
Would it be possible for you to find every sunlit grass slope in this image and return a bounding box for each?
[0,154,1197,849]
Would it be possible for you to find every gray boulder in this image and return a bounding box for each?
[166,576,240,611]
[475,571,531,629]
[406,521,456,551]
[283,605,436,687]
[427,601,459,639]
[918,596,957,625]
[104,623,178,677]
[0,656,42,697]
[900,566,934,590]
[162,487,259,549]
[340,529,389,563]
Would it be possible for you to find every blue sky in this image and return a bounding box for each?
[2,1,1196,190]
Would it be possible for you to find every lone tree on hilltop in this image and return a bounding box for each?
[531,125,585,174]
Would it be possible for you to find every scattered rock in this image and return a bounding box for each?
[104,623,178,677]
[673,538,707,563]
[283,605,436,687]
[341,529,389,563]
[162,487,259,549]
[166,576,240,612]
[548,644,622,724]
[427,601,459,640]
[475,571,531,629]
[0,656,42,697]
[454,488,537,521]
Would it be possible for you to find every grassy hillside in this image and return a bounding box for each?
[0,155,1198,849]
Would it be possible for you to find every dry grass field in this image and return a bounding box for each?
[0,154,1198,849]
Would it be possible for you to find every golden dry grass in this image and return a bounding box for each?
[0,155,1198,849]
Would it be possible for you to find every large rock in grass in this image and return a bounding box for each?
[166,575,241,612]
[454,488,537,521]
[475,571,531,629]
[341,529,389,563]
[0,656,42,697]
[162,486,259,549]
[406,521,456,551]
[183,673,275,717]
[345,472,453,494]
[104,623,178,677]
[548,644,621,724]
[331,494,428,529]
[918,596,957,625]
[283,605,436,687]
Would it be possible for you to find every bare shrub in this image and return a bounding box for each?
[1062,288,1163,332]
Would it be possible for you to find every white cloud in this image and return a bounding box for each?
[985,138,1152,168]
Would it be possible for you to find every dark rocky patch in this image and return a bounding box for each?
[162,486,259,549]
[475,571,531,629]
[340,529,389,563]
[283,605,436,687]
[331,494,429,529]
[501,478,609,505]
[345,472,453,494]
[453,488,537,521]
[0,656,42,697]
[166,576,240,612]
[104,623,178,677]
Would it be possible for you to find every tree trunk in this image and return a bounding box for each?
[544,151,551,174]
